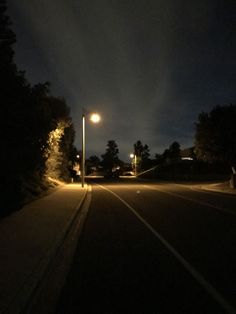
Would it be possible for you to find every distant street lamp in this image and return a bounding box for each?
[81,110,101,187]
[129,153,137,176]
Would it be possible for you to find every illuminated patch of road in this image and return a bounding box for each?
[97,183,236,314]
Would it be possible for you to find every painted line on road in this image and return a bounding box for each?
[173,183,236,198]
[143,185,236,217]
[97,183,236,314]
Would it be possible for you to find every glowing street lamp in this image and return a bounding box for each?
[90,113,101,123]
[81,110,101,188]
[129,153,137,176]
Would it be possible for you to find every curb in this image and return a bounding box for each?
[4,184,89,314]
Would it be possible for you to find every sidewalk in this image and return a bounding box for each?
[0,183,88,314]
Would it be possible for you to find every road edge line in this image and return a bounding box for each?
[144,184,236,217]
[97,183,236,314]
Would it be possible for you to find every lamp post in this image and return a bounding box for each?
[81,111,101,188]
[130,153,137,176]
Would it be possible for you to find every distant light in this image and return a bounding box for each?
[181,157,193,160]
[76,154,80,158]
[130,153,134,158]
[90,113,101,123]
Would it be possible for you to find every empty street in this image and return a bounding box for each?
[56,179,236,314]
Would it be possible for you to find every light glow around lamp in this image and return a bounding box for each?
[90,113,101,123]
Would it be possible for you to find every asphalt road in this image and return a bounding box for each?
[56,178,236,314]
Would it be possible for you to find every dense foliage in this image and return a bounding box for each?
[133,140,152,171]
[0,1,76,212]
[162,141,181,164]
[101,140,122,177]
[195,105,236,170]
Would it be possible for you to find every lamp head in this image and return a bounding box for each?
[90,113,101,123]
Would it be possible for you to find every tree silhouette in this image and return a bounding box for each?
[0,0,16,70]
[101,140,121,176]
[195,104,236,170]
[87,155,100,167]
[133,140,151,171]
[0,0,31,210]
[162,142,181,164]
[0,2,76,212]
[169,141,181,161]
[86,155,101,174]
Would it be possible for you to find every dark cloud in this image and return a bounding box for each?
[8,0,236,160]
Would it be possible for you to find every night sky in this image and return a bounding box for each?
[7,0,236,161]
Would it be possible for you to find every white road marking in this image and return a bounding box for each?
[143,185,236,217]
[173,183,236,198]
[97,183,236,314]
